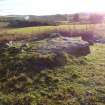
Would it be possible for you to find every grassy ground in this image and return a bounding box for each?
[0,23,105,105]
[1,43,105,105]
[0,24,101,42]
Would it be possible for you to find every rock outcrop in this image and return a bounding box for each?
[2,33,90,57]
[36,35,90,57]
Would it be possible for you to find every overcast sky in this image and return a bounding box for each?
[0,0,105,15]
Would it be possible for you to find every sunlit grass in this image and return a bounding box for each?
[0,24,99,42]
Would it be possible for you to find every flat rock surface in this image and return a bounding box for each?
[35,36,90,56]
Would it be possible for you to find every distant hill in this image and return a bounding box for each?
[0,13,104,27]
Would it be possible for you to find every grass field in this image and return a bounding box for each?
[1,43,105,105]
[0,24,103,42]
[1,23,105,104]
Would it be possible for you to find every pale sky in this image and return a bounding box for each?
[0,0,105,15]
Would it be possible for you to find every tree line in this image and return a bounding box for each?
[0,13,104,28]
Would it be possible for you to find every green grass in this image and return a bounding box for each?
[1,23,105,104]
[1,43,105,105]
[0,24,99,42]
[0,23,105,42]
